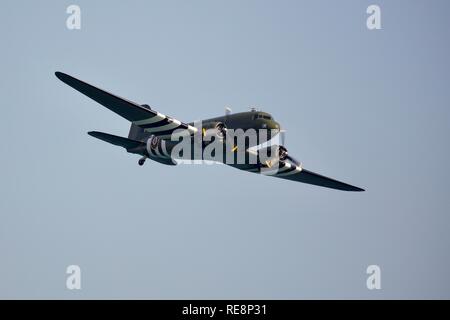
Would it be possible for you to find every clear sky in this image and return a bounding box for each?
[0,0,449,299]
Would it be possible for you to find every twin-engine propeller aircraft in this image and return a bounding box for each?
[55,72,364,192]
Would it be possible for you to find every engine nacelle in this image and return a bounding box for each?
[277,145,301,167]
[256,145,299,169]
[278,145,288,161]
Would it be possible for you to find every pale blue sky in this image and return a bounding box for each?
[0,0,449,298]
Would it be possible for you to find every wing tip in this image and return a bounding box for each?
[55,71,64,79]
[55,71,72,84]
[298,168,365,192]
[348,186,365,192]
[87,131,101,138]
[335,182,365,192]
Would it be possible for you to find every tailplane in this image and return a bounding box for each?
[88,131,144,154]
[88,131,176,166]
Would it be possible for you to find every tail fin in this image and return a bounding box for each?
[127,104,152,141]
[128,123,148,141]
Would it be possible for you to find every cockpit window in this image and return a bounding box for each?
[253,114,272,120]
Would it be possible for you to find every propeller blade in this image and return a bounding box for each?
[279,129,286,146]
[277,129,301,167]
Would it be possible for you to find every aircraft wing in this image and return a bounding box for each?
[245,147,364,191]
[258,162,364,191]
[272,164,365,191]
[55,72,197,139]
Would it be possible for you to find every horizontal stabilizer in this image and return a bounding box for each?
[88,131,176,166]
[88,131,144,150]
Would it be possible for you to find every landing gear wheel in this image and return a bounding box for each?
[138,158,146,166]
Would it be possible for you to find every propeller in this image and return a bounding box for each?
[216,122,227,139]
[280,129,286,146]
[278,128,302,167]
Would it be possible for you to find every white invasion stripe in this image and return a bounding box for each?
[160,128,192,140]
[187,125,198,133]
[154,144,163,158]
[148,146,157,157]
[280,163,292,172]
[134,112,166,126]
[271,164,292,175]
[155,134,172,140]
[146,138,158,157]
[276,166,302,177]
[161,140,171,158]
[144,120,181,133]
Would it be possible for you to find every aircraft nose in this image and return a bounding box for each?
[268,121,280,132]
[260,121,280,139]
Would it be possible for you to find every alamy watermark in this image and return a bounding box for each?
[66,5,81,30]
[367,5,381,30]
[66,265,81,290]
[366,265,381,290]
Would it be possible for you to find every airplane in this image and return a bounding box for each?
[55,72,365,192]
